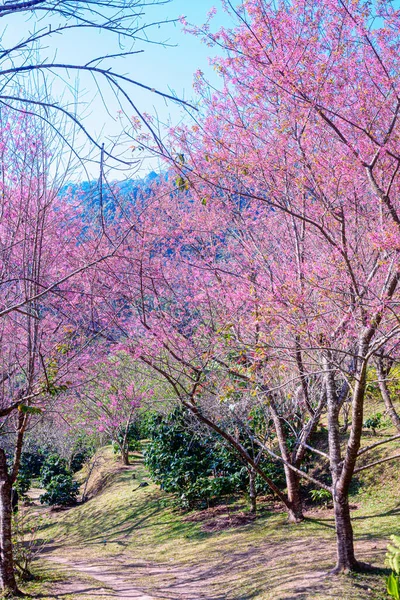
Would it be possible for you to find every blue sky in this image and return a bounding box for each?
[3,0,232,179]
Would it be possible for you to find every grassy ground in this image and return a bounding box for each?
[19,439,399,600]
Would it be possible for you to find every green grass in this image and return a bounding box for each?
[22,444,399,600]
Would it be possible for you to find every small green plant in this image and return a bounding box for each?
[363,412,384,435]
[386,535,400,600]
[310,488,332,507]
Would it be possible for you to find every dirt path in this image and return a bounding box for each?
[43,537,386,600]
[46,555,224,600]
[47,556,158,599]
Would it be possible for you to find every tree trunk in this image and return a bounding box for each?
[331,488,358,573]
[121,446,130,466]
[0,449,20,596]
[248,468,257,513]
[285,469,303,523]
[375,358,400,432]
[269,398,304,522]
[325,352,363,574]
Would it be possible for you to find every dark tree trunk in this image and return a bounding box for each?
[332,488,358,573]
[248,468,257,513]
[120,446,130,466]
[325,351,364,574]
[0,449,20,596]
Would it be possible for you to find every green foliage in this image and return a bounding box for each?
[22,450,48,478]
[136,410,159,439]
[387,573,400,600]
[15,471,31,499]
[387,535,400,599]
[70,448,90,473]
[39,454,69,488]
[70,436,96,472]
[175,175,190,191]
[144,407,284,509]
[387,536,400,574]
[310,488,332,506]
[17,404,42,415]
[14,449,50,498]
[363,412,385,434]
[39,454,79,506]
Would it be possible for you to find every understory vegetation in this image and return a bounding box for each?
[17,438,398,600]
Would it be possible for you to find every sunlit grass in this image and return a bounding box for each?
[25,440,398,600]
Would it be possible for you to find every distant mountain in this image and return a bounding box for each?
[60,171,161,221]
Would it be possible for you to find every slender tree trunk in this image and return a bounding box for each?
[375,358,400,432]
[0,449,20,597]
[325,352,362,573]
[269,398,304,522]
[248,468,257,513]
[331,486,358,573]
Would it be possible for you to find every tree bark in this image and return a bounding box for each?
[375,357,400,432]
[269,398,304,522]
[331,488,358,573]
[120,445,130,466]
[248,468,257,513]
[285,470,303,523]
[325,352,361,573]
[0,449,20,596]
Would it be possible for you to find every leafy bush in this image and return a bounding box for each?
[39,474,79,506]
[20,449,49,478]
[363,412,385,435]
[14,449,50,498]
[70,449,89,473]
[39,454,79,506]
[144,407,284,509]
[15,471,31,499]
[69,435,97,472]
[39,454,70,488]
[387,535,400,600]
[310,488,332,507]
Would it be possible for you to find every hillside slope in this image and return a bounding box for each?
[22,443,399,600]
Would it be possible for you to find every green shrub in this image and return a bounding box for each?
[14,471,31,499]
[144,407,284,509]
[69,435,96,472]
[39,454,79,506]
[39,474,79,506]
[387,535,400,600]
[40,454,70,488]
[14,449,50,498]
[310,488,332,507]
[363,412,385,434]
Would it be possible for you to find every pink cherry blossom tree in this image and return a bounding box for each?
[0,107,119,595]
[157,0,400,573]
[73,354,149,465]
